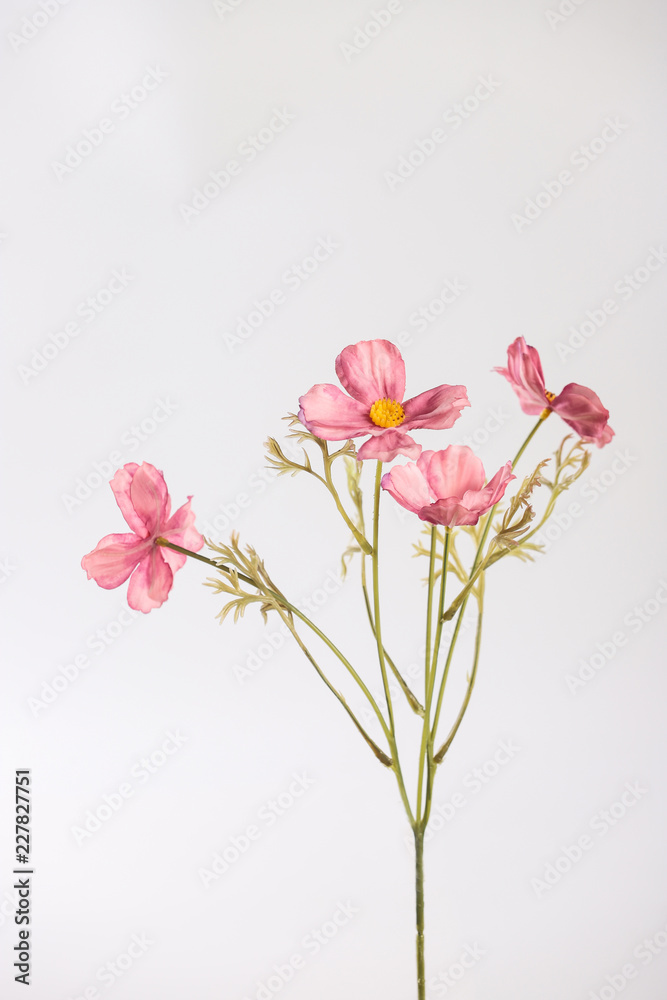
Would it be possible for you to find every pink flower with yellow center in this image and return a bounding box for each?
[81,462,204,613]
[381,446,514,527]
[494,337,614,447]
[298,339,470,461]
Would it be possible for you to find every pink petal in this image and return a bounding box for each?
[494,337,548,415]
[402,385,470,431]
[128,462,171,537]
[110,464,148,537]
[459,461,515,515]
[418,446,484,500]
[160,497,205,571]
[81,532,150,589]
[552,383,614,447]
[335,340,406,406]
[127,548,174,613]
[357,429,421,462]
[419,500,481,528]
[381,462,431,513]
[298,384,375,440]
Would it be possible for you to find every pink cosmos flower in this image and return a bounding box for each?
[81,462,204,613]
[298,339,470,461]
[494,337,614,447]
[381,446,514,527]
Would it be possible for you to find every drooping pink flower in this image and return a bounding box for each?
[381,446,514,527]
[81,462,204,613]
[494,337,614,447]
[298,339,470,461]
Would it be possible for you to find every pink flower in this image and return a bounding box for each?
[494,337,614,447]
[381,446,514,527]
[81,462,204,613]
[298,339,469,461]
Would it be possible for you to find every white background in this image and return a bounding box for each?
[2,1,667,997]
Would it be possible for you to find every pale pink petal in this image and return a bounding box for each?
[127,462,171,537]
[419,500,482,527]
[552,383,614,448]
[160,497,205,571]
[419,446,484,500]
[81,532,150,589]
[335,340,406,406]
[494,337,548,415]
[298,384,375,440]
[381,462,431,513]
[459,461,515,515]
[110,464,148,537]
[402,385,470,431]
[357,429,421,462]
[127,548,174,613]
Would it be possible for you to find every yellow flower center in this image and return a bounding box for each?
[369,398,405,428]
[545,390,556,402]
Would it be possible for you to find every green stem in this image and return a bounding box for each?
[319,446,373,554]
[275,607,392,767]
[155,538,255,586]
[433,593,484,764]
[429,599,468,758]
[414,826,425,1000]
[416,526,438,822]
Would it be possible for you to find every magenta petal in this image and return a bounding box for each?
[161,497,205,571]
[357,429,421,462]
[298,384,375,440]
[402,384,470,431]
[419,446,484,500]
[381,462,431,513]
[552,383,614,447]
[335,340,406,406]
[494,337,548,415]
[110,464,148,537]
[127,462,171,537]
[127,548,174,613]
[81,532,149,589]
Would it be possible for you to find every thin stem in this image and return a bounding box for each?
[319,445,373,554]
[429,528,451,693]
[429,598,469,753]
[158,537,392,746]
[371,460,414,826]
[414,827,426,1000]
[433,592,484,764]
[416,526,438,822]
[275,607,392,767]
[361,556,424,715]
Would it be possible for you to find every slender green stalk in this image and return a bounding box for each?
[416,526,438,822]
[275,607,392,767]
[428,528,451,693]
[434,592,484,764]
[429,599,469,759]
[155,538,255,586]
[414,827,426,1000]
